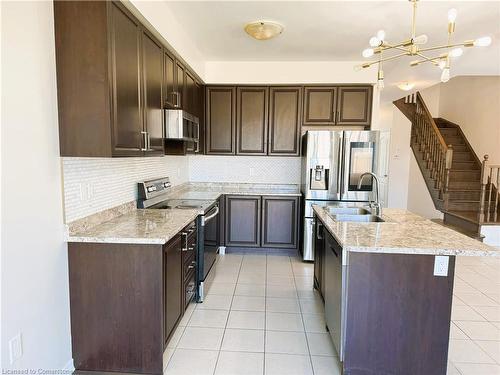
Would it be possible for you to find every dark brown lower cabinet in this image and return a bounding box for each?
[262,196,299,248]
[225,195,300,250]
[315,214,455,375]
[68,221,196,375]
[313,216,325,298]
[225,195,261,247]
[164,234,182,345]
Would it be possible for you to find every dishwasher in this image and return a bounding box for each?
[324,231,345,361]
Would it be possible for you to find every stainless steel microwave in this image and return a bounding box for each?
[164,109,199,151]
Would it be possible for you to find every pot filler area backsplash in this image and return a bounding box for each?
[61,155,301,223]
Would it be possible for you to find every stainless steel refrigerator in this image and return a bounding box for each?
[301,130,383,261]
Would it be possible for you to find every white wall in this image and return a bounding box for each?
[204,61,377,84]
[407,154,444,220]
[188,156,301,184]
[129,0,205,79]
[1,1,72,369]
[439,76,500,164]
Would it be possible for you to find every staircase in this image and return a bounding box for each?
[394,92,500,240]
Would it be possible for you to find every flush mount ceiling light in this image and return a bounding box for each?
[357,0,492,89]
[244,21,283,41]
[397,82,416,91]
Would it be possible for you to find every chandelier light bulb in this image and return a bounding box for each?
[377,78,385,89]
[362,48,374,58]
[449,48,463,57]
[376,30,386,41]
[473,36,492,47]
[438,60,447,70]
[369,37,381,47]
[447,8,458,23]
[441,68,450,83]
[413,34,428,45]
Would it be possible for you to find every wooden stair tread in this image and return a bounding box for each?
[445,210,500,225]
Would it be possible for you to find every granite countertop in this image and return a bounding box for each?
[67,208,201,245]
[66,182,300,245]
[167,182,301,200]
[313,205,499,257]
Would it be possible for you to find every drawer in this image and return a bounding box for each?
[184,271,196,309]
[183,253,196,281]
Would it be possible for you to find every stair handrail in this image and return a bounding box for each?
[413,92,454,202]
[416,92,449,151]
[479,155,500,222]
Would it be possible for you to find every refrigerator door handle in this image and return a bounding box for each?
[337,135,344,199]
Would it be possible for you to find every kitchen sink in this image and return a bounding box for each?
[332,214,385,223]
[324,206,371,215]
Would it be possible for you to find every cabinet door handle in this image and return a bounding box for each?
[333,110,336,124]
[141,131,148,151]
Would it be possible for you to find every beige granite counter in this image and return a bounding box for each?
[67,208,200,245]
[313,206,499,257]
[167,182,301,200]
[66,182,300,245]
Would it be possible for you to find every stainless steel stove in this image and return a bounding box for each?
[137,177,220,302]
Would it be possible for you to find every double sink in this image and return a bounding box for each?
[323,206,385,223]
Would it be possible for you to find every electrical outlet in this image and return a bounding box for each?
[434,256,449,277]
[9,333,22,364]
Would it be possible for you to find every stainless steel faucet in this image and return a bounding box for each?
[357,172,382,216]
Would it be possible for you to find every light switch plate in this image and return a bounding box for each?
[434,256,449,277]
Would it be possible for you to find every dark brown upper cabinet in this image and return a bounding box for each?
[336,86,373,126]
[236,87,269,155]
[163,50,177,108]
[205,87,236,155]
[54,1,164,157]
[225,195,261,247]
[176,61,186,109]
[303,85,373,127]
[262,196,299,249]
[303,86,337,125]
[141,30,164,154]
[268,87,302,156]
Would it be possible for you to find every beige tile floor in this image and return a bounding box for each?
[164,252,500,375]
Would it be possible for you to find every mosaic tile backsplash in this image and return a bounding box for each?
[62,155,301,223]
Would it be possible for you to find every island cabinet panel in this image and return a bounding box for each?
[268,87,302,156]
[225,195,261,247]
[343,252,455,375]
[164,234,183,345]
[303,86,337,125]
[205,87,236,154]
[336,86,372,126]
[68,242,164,374]
[262,196,299,248]
[236,87,269,155]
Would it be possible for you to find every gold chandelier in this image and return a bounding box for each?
[358,0,492,89]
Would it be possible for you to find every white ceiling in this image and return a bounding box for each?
[163,1,500,100]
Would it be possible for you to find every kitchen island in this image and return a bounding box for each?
[312,205,498,375]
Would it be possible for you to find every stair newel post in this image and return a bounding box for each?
[443,145,453,209]
[494,168,499,221]
[479,155,489,223]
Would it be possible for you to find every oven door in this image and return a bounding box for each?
[197,203,219,301]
